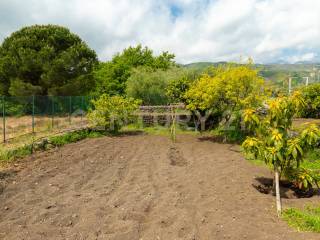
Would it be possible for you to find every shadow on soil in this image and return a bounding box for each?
[0,169,17,195]
[252,177,320,199]
[107,130,145,137]
[197,135,241,145]
[197,136,242,153]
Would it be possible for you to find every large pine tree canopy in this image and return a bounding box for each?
[0,25,98,96]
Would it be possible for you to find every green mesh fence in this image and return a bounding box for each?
[0,96,93,143]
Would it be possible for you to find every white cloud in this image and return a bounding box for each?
[0,0,320,63]
[286,52,317,64]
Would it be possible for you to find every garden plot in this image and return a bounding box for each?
[0,134,319,240]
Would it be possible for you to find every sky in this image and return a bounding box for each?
[0,0,320,64]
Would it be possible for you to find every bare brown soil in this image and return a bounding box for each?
[0,134,319,240]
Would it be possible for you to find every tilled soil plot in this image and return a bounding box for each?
[0,134,319,240]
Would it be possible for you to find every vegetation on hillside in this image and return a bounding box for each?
[185,62,319,90]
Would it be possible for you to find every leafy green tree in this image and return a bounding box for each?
[166,69,199,104]
[300,83,320,118]
[242,92,320,215]
[126,67,191,105]
[0,24,98,96]
[94,45,175,96]
[87,94,141,133]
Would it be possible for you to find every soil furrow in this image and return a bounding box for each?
[0,134,319,240]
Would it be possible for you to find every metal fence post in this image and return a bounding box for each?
[81,96,84,122]
[32,95,35,134]
[2,96,6,143]
[69,96,72,125]
[51,96,54,129]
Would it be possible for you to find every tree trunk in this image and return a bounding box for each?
[274,167,282,216]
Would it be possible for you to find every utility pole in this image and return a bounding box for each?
[303,77,309,86]
[288,77,292,95]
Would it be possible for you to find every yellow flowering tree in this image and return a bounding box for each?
[242,92,320,216]
[184,64,266,131]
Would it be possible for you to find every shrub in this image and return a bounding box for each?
[300,83,320,118]
[87,94,141,133]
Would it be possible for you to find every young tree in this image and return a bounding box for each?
[0,25,98,96]
[87,94,141,133]
[242,92,320,216]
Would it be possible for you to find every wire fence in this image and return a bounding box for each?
[0,96,93,144]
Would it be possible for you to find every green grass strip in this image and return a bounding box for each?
[283,205,320,232]
[0,129,105,163]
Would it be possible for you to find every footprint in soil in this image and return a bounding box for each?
[168,146,187,167]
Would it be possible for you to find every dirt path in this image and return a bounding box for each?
[0,134,319,240]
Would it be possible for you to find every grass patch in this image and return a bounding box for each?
[283,205,320,232]
[0,144,33,163]
[0,129,105,164]
[49,129,104,147]
[122,124,199,136]
[301,149,320,170]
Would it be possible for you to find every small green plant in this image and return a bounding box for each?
[283,205,320,232]
[87,94,141,133]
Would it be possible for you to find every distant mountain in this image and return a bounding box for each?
[183,61,320,73]
[182,62,320,87]
[183,62,227,69]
